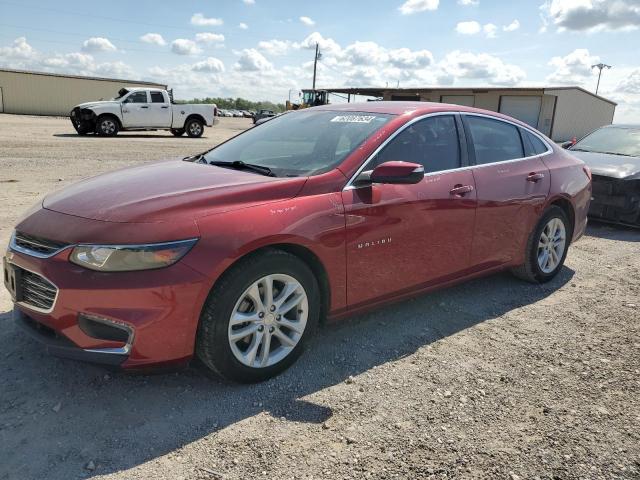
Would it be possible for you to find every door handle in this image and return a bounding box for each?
[161,106,169,109]
[527,172,545,182]
[140,106,149,109]
[450,184,474,196]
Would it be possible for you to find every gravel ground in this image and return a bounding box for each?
[0,114,639,480]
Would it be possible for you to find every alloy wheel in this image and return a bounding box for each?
[189,122,202,136]
[101,119,116,135]
[537,217,566,274]
[228,274,308,368]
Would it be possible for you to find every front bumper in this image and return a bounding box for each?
[589,175,640,227]
[4,247,212,369]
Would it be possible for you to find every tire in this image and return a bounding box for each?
[185,118,204,138]
[170,128,185,137]
[511,205,571,283]
[95,116,119,137]
[196,249,320,383]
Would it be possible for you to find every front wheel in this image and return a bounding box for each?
[95,116,119,137]
[511,205,571,283]
[185,118,204,138]
[196,250,320,383]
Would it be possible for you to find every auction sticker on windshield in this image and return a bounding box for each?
[330,115,377,123]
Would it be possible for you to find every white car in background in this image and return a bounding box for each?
[70,88,217,137]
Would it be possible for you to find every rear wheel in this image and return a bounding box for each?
[512,206,570,283]
[95,116,119,137]
[170,128,185,137]
[185,118,204,138]
[196,250,320,383]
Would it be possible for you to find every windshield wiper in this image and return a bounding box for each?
[208,160,276,177]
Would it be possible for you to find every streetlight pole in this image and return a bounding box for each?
[591,63,611,95]
[312,43,320,92]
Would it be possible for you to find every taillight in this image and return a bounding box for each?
[583,165,592,181]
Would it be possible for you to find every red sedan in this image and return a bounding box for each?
[3,102,591,382]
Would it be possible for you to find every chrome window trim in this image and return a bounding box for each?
[10,231,72,259]
[343,111,554,191]
[8,262,60,314]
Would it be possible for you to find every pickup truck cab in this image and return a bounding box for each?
[70,88,217,137]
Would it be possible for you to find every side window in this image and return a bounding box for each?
[466,116,524,165]
[150,91,165,103]
[372,116,461,173]
[126,91,148,103]
[524,130,549,155]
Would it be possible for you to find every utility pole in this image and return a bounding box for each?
[591,63,611,95]
[312,43,320,92]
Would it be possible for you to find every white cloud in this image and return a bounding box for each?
[239,22,249,29]
[547,48,599,84]
[82,37,116,53]
[387,48,433,69]
[399,0,439,14]
[439,50,526,86]
[456,21,481,34]
[139,33,166,46]
[0,36,34,59]
[300,16,315,26]
[483,23,498,38]
[234,48,273,71]
[191,13,224,27]
[343,41,387,66]
[297,32,342,56]
[192,57,225,73]
[171,39,202,55]
[242,0,255,4]
[258,39,294,56]
[503,19,520,31]
[618,69,640,94]
[541,0,640,32]
[458,0,479,5]
[195,32,225,44]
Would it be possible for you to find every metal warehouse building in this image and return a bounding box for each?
[0,68,167,117]
[328,86,616,142]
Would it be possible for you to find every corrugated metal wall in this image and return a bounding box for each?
[0,70,166,116]
[545,88,616,142]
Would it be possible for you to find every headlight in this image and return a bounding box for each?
[69,239,198,272]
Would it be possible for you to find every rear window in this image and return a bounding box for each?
[150,91,165,103]
[466,116,524,164]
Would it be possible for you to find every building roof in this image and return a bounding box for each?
[320,85,617,106]
[0,68,166,87]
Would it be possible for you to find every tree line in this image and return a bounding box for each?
[176,97,285,112]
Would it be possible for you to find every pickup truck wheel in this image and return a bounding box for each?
[185,118,204,138]
[95,116,119,137]
[170,128,185,137]
[196,249,320,383]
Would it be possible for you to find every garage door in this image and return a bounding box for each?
[441,95,474,107]
[499,96,541,128]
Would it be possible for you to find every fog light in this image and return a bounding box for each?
[78,314,132,343]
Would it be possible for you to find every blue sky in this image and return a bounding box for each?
[1,0,639,121]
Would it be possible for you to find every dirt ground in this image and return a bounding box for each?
[0,113,639,480]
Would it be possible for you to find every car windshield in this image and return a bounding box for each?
[572,127,640,157]
[204,110,393,176]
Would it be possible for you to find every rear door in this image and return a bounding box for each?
[149,91,172,127]
[463,114,550,268]
[342,114,477,307]
[121,90,150,127]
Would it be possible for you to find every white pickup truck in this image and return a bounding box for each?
[70,87,217,137]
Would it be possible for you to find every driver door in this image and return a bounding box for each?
[121,91,150,128]
[341,114,477,308]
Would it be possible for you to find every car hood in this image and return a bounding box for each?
[570,150,640,179]
[43,160,307,223]
[75,100,119,109]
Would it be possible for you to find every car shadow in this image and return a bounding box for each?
[585,221,640,242]
[0,267,574,479]
[52,134,209,139]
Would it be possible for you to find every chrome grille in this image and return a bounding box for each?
[13,232,68,257]
[20,269,58,311]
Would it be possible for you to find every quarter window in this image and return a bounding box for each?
[466,116,524,164]
[126,91,148,103]
[523,129,549,155]
[150,91,165,103]
[372,115,461,173]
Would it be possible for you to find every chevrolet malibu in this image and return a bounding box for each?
[3,102,591,382]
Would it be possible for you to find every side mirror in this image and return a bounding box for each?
[369,161,424,185]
